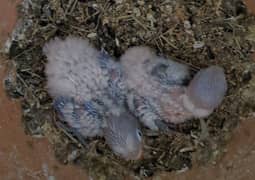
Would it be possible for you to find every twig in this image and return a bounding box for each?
[16,73,29,88]
[12,46,37,60]
[160,35,178,49]
[55,121,84,147]
[117,15,133,21]
[64,0,77,15]
[69,0,78,14]
[215,0,222,16]
[132,16,150,31]
[199,118,209,140]
[19,69,42,79]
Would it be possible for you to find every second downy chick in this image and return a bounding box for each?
[43,36,142,160]
[120,46,227,131]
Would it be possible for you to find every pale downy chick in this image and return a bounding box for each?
[120,46,227,131]
[43,36,142,160]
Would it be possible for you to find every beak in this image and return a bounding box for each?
[127,142,143,161]
[136,147,143,160]
[134,142,144,160]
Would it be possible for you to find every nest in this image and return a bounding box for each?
[3,0,255,179]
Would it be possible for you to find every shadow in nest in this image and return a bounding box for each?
[3,0,255,179]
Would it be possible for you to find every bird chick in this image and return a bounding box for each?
[120,46,227,131]
[43,36,142,160]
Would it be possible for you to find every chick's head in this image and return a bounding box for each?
[103,111,143,160]
[183,66,227,118]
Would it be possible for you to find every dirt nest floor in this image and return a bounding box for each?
[3,0,255,179]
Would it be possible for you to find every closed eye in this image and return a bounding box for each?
[136,129,142,141]
[151,63,168,79]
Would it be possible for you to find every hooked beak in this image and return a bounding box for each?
[126,141,144,161]
[136,146,143,160]
[133,141,144,160]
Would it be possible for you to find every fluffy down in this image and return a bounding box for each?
[44,36,143,160]
[121,46,227,130]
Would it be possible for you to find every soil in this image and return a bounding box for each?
[0,0,255,180]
